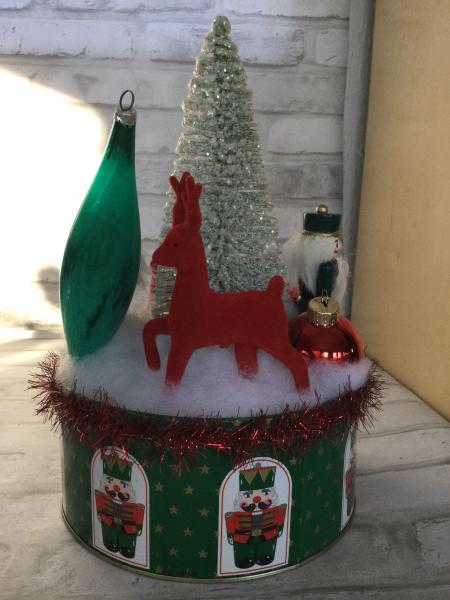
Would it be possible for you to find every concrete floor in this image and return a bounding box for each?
[1,331,450,600]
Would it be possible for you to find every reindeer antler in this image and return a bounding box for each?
[169,172,191,226]
[181,173,203,232]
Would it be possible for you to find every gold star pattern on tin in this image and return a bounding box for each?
[233,419,242,427]
[155,564,163,574]
[199,464,210,475]
[169,505,179,515]
[86,500,91,508]
[291,498,296,506]
[169,547,178,557]
[184,527,193,537]
[199,507,209,517]
[326,462,332,471]
[305,511,312,520]
[155,523,164,534]
[322,538,329,547]
[198,549,208,558]
[289,457,298,466]
[142,458,151,468]
[303,550,310,559]
[184,485,194,495]
[324,501,330,510]
[316,486,323,496]
[318,446,325,456]
[314,525,321,535]
[155,482,164,492]
[307,472,313,480]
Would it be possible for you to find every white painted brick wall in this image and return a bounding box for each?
[0,0,350,327]
[316,28,349,67]
[267,116,343,154]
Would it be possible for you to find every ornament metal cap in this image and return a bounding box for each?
[307,294,340,327]
[115,89,136,126]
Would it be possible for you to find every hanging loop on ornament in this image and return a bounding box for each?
[119,89,135,112]
[115,90,136,126]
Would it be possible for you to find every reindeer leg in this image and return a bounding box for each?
[165,341,193,386]
[267,344,310,391]
[235,343,258,376]
[142,316,169,370]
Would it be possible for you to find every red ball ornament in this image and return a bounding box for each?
[289,295,365,362]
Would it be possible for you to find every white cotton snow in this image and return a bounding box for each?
[56,315,371,418]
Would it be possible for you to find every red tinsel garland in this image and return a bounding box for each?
[29,352,384,465]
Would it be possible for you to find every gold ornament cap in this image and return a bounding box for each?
[307,294,340,327]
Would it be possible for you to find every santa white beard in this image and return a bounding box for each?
[282,233,350,305]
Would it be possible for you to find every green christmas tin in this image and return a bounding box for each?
[60,422,357,580]
[32,338,379,581]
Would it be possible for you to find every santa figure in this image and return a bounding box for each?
[94,449,145,559]
[283,204,349,315]
[225,463,286,569]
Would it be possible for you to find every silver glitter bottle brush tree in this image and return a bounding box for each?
[152,16,282,316]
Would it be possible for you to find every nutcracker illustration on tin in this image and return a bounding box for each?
[341,428,357,528]
[91,447,150,568]
[218,458,291,576]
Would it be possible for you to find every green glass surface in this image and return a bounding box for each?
[60,116,141,357]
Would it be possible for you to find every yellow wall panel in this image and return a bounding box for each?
[352,0,450,419]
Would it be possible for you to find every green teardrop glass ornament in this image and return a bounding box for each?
[60,91,141,358]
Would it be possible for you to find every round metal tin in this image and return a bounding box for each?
[60,418,357,581]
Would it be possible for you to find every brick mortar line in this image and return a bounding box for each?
[265,579,450,595]
[79,101,345,118]
[0,9,350,28]
[357,457,450,477]
[1,52,336,68]
[355,512,450,526]
[137,192,343,200]
[0,54,347,76]
[77,579,450,598]
[361,424,450,437]
[359,423,450,438]
[135,152,344,162]
[265,151,343,160]
[380,397,426,404]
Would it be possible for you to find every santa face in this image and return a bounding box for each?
[238,487,275,512]
[103,475,132,502]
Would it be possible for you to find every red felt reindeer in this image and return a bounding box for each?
[143,172,309,391]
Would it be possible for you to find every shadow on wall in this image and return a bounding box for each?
[0,65,109,330]
[37,266,60,309]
